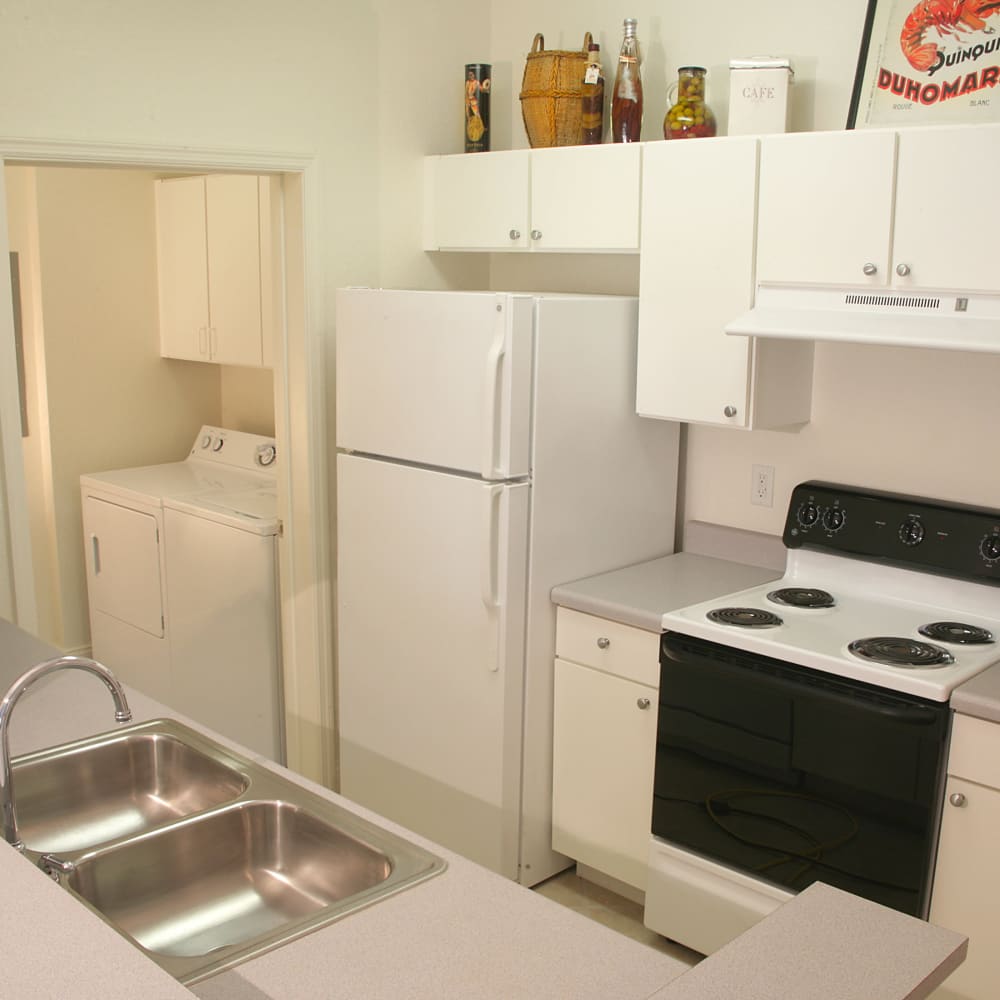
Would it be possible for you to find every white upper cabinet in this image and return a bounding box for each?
[893,126,1000,292]
[636,136,813,429]
[757,129,896,287]
[424,144,641,253]
[156,174,275,367]
[757,124,1000,293]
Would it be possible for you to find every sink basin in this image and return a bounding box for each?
[12,720,249,853]
[69,801,395,958]
[30,719,446,984]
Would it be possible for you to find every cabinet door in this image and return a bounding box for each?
[894,125,1000,293]
[205,174,263,367]
[155,177,210,362]
[756,129,896,287]
[530,144,641,251]
[552,657,657,890]
[430,151,530,250]
[929,775,1000,1000]
[636,137,756,427]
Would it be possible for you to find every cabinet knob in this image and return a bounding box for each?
[636,697,651,710]
[530,230,542,241]
[896,262,911,277]
[862,262,878,276]
[509,229,521,241]
[949,792,967,808]
[723,405,737,418]
[596,637,610,649]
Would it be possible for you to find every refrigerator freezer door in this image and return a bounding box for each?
[336,453,529,879]
[335,289,532,479]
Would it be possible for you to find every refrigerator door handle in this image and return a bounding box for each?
[481,331,505,479]
[481,485,501,611]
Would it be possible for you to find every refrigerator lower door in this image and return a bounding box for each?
[336,453,529,879]
[335,288,532,479]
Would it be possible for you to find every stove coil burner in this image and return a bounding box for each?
[707,608,784,629]
[766,588,836,609]
[918,621,995,645]
[848,637,955,669]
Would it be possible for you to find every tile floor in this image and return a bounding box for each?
[533,867,703,967]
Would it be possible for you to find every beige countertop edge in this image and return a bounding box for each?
[950,662,1000,722]
[647,883,966,1000]
[0,619,969,1000]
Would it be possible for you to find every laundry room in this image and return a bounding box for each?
[5,163,276,670]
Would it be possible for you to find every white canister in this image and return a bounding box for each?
[728,57,793,136]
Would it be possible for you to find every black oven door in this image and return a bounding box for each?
[652,631,951,918]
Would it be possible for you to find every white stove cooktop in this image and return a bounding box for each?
[662,549,1000,701]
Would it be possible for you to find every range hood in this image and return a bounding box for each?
[726,283,1000,354]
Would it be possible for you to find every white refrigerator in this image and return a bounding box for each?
[335,288,679,885]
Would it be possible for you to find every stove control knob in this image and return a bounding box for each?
[898,517,925,546]
[981,535,1000,563]
[823,508,846,532]
[797,503,820,528]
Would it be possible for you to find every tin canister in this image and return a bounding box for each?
[728,57,793,136]
[465,63,492,152]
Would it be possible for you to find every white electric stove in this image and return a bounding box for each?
[645,481,1000,956]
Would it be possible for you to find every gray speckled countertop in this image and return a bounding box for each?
[551,551,781,631]
[0,617,967,1000]
[950,663,1000,722]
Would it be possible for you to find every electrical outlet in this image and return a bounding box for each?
[751,464,774,507]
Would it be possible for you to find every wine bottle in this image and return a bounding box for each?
[611,19,643,143]
[580,43,605,145]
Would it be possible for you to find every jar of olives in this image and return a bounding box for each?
[663,66,717,139]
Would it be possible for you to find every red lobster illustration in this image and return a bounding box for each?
[900,0,1000,71]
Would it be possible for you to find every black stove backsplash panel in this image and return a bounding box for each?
[782,481,1000,586]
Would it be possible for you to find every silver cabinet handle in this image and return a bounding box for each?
[723,405,737,418]
[896,263,911,277]
[509,229,521,241]
[862,262,878,276]
[596,637,610,649]
[949,792,967,807]
[530,229,542,241]
[637,697,651,710]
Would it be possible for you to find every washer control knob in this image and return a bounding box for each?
[981,535,1000,563]
[256,444,277,468]
[596,637,610,650]
[898,517,925,546]
[201,434,213,450]
[212,437,225,453]
[949,792,967,808]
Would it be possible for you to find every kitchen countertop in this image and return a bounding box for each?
[0,618,966,999]
[951,663,1000,723]
[550,550,781,631]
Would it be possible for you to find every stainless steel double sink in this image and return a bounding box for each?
[11,719,446,984]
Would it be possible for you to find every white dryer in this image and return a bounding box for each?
[80,426,283,761]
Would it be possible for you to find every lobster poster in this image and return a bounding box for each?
[849,0,1000,126]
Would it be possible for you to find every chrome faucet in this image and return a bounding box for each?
[0,656,132,850]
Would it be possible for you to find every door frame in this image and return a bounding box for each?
[0,137,334,785]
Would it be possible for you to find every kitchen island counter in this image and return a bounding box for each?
[0,618,965,1000]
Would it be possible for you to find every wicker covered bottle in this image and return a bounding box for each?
[611,19,642,142]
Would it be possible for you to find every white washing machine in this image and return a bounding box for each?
[80,426,283,761]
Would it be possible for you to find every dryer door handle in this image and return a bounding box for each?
[90,534,101,575]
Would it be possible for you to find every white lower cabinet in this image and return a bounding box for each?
[929,713,1000,1000]
[552,607,659,891]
